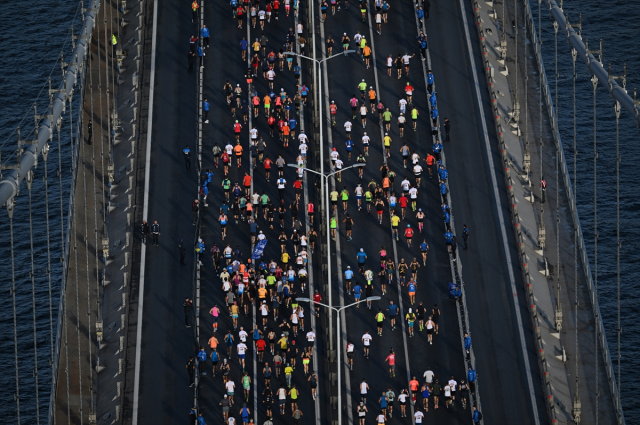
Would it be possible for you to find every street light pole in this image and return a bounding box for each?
[284,50,355,355]
[288,163,364,353]
[296,296,380,425]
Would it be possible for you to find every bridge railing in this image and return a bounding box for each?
[533,1,625,422]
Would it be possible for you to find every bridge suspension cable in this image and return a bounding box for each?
[102,0,110,230]
[56,114,71,425]
[590,48,600,425]
[78,26,93,418]
[7,199,21,424]
[43,104,54,374]
[91,0,103,386]
[571,41,581,424]
[615,93,621,421]
[85,13,97,415]
[27,168,41,425]
[554,90,560,322]
[70,69,86,424]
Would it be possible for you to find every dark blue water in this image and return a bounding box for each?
[530,0,640,421]
[0,1,83,423]
[1,0,638,423]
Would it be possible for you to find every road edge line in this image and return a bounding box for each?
[131,0,158,423]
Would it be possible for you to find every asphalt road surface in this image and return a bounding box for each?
[136,0,325,424]
[135,0,198,423]
[318,0,546,424]
[136,0,547,423]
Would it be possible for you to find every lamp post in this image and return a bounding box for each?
[287,163,365,353]
[296,296,381,425]
[283,50,355,274]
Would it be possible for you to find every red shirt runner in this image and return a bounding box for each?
[385,353,395,365]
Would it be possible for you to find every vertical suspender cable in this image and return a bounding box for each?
[98,0,106,227]
[110,0,117,162]
[524,0,527,147]
[43,80,56,424]
[80,25,94,415]
[538,0,543,190]
[70,87,85,424]
[43,127,54,368]
[554,19,558,137]
[514,0,518,109]
[591,69,599,425]
[7,199,21,424]
[58,120,71,425]
[58,95,67,306]
[550,6,559,327]
[550,1,557,330]
[102,0,110,228]
[95,0,105,326]
[27,170,41,425]
[571,44,580,420]
[523,0,529,179]
[90,11,101,344]
[614,98,621,418]
[502,0,506,37]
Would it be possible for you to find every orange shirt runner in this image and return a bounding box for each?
[426,153,435,166]
[208,335,219,349]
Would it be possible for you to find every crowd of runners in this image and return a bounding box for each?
[180,0,484,423]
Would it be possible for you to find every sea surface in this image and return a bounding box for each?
[0,0,638,423]
[0,1,83,423]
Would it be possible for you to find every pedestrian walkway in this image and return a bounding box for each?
[474,0,619,423]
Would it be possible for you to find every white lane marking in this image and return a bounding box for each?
[457,0,540,422]
[295,5,322,424]
[363,4,415,420]
[317,15,354,425]
[244,12,260,425]
[194,0,205,416]
[132,0,158,423]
